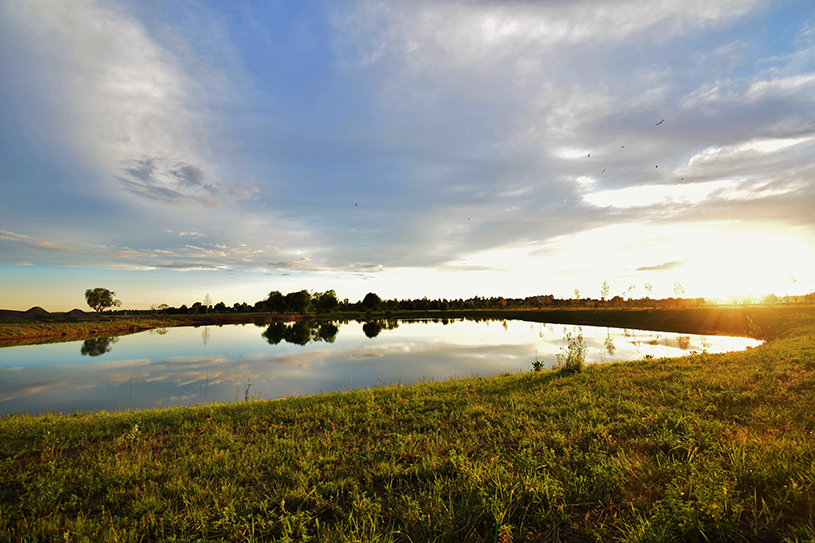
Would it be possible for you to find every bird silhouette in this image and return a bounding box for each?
[587,153,590,157]
[621,145,624,148]
[656,119,665,126]
[602,168,606,173]
[655,165,658,168]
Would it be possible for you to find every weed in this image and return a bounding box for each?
[531,349,545,372]
[556,330,587,373]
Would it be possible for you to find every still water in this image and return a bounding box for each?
[0,319,762,416]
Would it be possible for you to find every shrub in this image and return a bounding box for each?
[557,331,587,373]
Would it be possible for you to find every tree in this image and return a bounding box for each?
[85,288,122,313]
[266,291,286,314]
[313,290,339,313]
[285,290,312,314]
[203,293,212,314]
[361,292,382,311]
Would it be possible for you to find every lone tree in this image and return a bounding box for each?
[85,288,122,313]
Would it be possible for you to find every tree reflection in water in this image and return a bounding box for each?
[362,319,400,339]
[80,336,119,357]
[261,321,341,346]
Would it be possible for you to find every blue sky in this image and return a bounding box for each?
[1,0,814,311]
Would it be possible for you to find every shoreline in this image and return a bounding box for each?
[2,305,814,346]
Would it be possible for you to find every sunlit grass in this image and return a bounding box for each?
[1,312,815,541]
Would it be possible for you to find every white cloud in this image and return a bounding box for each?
[347,0,763,68]
[4,0,225,207]
[744,72,815,101]
[583,180,734,208]
[683,136,815,172]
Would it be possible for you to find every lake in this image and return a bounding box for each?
[0,318,762,416]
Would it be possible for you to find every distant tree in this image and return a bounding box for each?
[151,303,169,315]
[85,288,122,313]
[266,291,286,313]
[213,302,227,313]
[674,282,685,297]
[762,293,779,304]
[361,292,382,311]
[203,294,212,314]
[313,290,339,313]
[285,290,312,314]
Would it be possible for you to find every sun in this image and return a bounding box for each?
[674,225,813,300]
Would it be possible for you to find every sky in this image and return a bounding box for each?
[1,0,814,312]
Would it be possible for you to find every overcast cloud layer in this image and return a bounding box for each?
[1,0,814,309]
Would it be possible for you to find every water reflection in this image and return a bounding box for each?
[80,337,119,357]
[261,321,340,345]
[0,319,763,416]
[361,319,399,339]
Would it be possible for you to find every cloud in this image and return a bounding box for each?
[117,158,220,207]
[0,229,82,254]
[347,262,385,273]
[680,73,815,111]
[155,261,228,271]
[4,0,228,208]
[635,261,687,272]
[343,0,763,69]
[227,183,261,201]
[268,258,324,272]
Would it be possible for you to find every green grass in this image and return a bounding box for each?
[2,316,815,541]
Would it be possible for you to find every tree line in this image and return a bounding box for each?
[86,286,815,316]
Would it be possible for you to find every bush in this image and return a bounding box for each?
[557,331,587,373]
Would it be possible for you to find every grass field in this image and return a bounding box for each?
[1,308,814,541]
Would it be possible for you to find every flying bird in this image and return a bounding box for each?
[621,145,624,148]
[602,168,606,173]
[656,119,665,125]
[655,165,658,168]
[588,153,590,157]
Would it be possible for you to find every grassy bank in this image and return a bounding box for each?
[2,321,814,540]
[0,317,187,346]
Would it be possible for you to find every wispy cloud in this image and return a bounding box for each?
[0,230,82,254]
[635,261,687,272]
